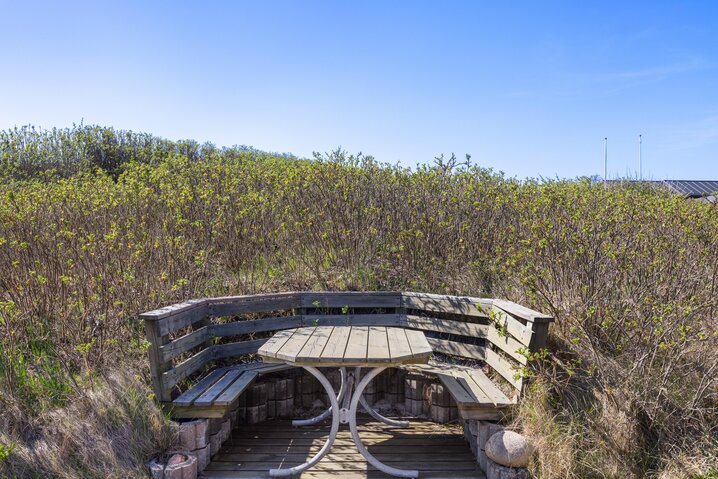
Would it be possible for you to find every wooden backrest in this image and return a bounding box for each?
[141,292,553,402]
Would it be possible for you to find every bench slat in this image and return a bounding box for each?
[452,372,493,405]
[464,370,513,406]
[436,374,477,405]
[403,315,489,337]
[491,306,533,346]
[426,337,485,360]
[173,367,228,407]
[194,369,243,406]
[486,347,523,391]
[214,371,259,406]
[162,347,213,391]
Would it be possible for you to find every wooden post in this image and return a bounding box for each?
[144,318,172,402]
[528,322,550,352]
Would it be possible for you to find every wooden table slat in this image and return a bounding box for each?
[275,327,316,362]
[258,329,296,359]
[367,326,391,362]
[386,327,413,361]
[260,326,430,366]
[296,326,334,362]
[319,327,352,361]
[343,326,369,362]
[404,328,432,357]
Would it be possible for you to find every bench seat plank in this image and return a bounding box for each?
[453,371,495,406]
[214,370,259,406]
[170,362,297,418]
[173,367,229,407]
[436,373,477,405]
[193,369,243,406]
[400,361,515,420]
[464,370,513,406]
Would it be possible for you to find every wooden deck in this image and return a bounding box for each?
[201,419,485,478]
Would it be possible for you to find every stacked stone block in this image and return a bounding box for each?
[462,420,532,479]
[208,416,232,458]
[151,418,211,478]
[404,372,458,422]
[266,377,295,419]
[404,372,428,416]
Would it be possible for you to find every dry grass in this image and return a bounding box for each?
[0,373,175,479]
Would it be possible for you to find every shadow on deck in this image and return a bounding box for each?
[200,418,486,479]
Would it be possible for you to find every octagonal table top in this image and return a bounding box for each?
[258,326,432,367]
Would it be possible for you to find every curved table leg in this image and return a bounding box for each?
[349,367,419,478]
[270,366,340,477]
[355,367,409,428]
[292,367,347,427]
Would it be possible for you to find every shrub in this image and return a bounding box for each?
[0,126,716,477]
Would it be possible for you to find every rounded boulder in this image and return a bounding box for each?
[485,430,533,468]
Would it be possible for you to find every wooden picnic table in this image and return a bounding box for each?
[258,326,432,478]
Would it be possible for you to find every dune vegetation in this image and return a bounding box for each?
[0,125,716,478]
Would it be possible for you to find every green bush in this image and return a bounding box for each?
[0,125,716,478]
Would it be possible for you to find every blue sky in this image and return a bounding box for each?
[2,1,718,179]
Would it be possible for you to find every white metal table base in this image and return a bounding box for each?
[349,367,418,478]
[355,367,410,428]
[269,366,340,477]
[292,367,348,427]
[271,366,419,478]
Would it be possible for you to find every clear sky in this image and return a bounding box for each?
[2,1,718,179]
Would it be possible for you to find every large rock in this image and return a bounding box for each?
[484,430,533,468]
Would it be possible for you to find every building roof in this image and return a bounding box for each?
[662,180,718,198]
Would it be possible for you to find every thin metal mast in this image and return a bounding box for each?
[603,137,608,189]
[638,134,642,180]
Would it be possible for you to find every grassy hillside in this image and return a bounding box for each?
[1,125,716,478]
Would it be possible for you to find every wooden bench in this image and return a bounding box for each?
[170,362,293,418]
[403,362,514,420]
[141,292,553,420]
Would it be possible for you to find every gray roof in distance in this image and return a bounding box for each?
[663,180,718,198]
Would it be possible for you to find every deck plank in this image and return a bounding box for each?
[202,419,484,479]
